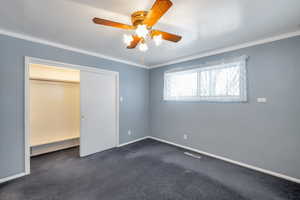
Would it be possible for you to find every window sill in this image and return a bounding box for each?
[163,97,247,103]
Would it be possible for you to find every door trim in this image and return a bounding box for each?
[24,56,120,175]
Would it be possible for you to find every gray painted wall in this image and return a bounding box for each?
[1,33,300,181]
[149,36,300,179]
[0,34,149,179]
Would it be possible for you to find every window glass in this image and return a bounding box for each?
[164,57,247,102]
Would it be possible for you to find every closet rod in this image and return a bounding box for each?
[30,78,80,84]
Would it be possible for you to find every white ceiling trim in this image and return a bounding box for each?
[0,29,148,69]
[1,29,300,70]
[149,30,300,69]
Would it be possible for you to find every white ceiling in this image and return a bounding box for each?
[1,0,300,68]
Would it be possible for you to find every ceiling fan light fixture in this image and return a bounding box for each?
[123,34,133,46]
[139,42,148,52]
[153,34,162,46]
[93,0,182,50]
[136,24,148,38]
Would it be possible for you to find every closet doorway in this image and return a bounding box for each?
[24,57,119,175]
[29,64,80,156]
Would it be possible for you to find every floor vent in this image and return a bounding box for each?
[184,152,202,159]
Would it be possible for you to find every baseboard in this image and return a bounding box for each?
[0,172,26,184]
[148,136,300,184]
[118,136,149,147]
[31,137,80,156]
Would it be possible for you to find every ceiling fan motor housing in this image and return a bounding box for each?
[131,11,148,27]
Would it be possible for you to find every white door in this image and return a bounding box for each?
[80,70,118,157]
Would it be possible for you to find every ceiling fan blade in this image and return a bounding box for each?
[127,35,141,49]
[151,30,182,42]
[93,18,135,30]
[143,0,173,27]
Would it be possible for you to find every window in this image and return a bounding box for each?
[164,56,247,102]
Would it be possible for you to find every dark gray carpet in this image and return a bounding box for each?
[0,139,299,200]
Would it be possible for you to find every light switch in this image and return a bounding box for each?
[257,97,267,103]
[120,96,123,103]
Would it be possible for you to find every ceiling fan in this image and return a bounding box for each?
[92,0,182,52]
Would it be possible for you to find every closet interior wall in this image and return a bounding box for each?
[29,64,80,156]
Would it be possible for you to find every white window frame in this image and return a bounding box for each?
[163,56,248,102]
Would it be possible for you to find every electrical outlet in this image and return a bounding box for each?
[128,130,132,136]
[183,134,188,140]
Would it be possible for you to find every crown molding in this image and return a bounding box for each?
[150,30,300,69]
[0,29,148,69]
[2,29,300,70]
